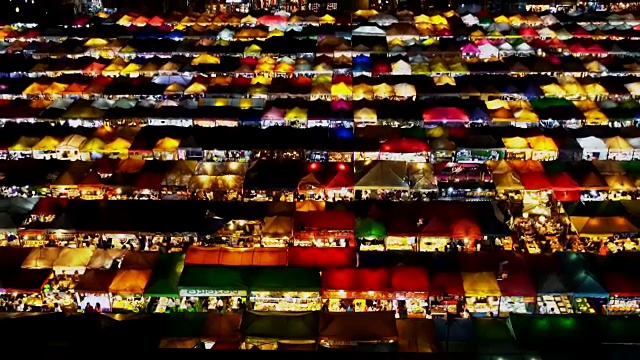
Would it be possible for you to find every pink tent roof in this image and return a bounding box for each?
[261,107,285,121]
[423,107,469,122]
[460,43,479,53]
[571,27,591,37]
[331,100,352,111]
[257,15,288,25]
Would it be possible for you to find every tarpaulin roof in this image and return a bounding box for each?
[120,251,159,270]
[178,265,249,292]
[602,272,640,297]
[22,247,62,269]
[184,247,287,266]
[144,253,185,298]
[430,272,464,296]
[497,272,536,297]
[451,218,482,239]
[108,269,151,294]
[318,311,397,341]
[322,268,391,292]
[249,267,321,292]
[75,269,118,293]
[293,210,355,231]
[391,266,429,293]
[241,310,318,340]
[287,247,356,268]
[461,272,501,297]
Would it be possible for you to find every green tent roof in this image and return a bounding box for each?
[144,253,185,297]
[530,97,574,110]
[178,266,249,292]
[564,271,608,298]
[355,218,386,238]
[240,310,319,340]
[508,315,586,343]
[163,313,208,338]
[473,318,520,355]
[249,267,321,292]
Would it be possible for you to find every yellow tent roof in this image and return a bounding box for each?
[104,137,132,151]
[43,82,68,95]
[354,9,378,18]
[32,136,60,151]
[514,109,539,122]
[154,137,181,151]
[80,137,106,152]
[503,137,530,149]
[244,44,262,54]
[493,172,524,191]
[191,54,220,65]
[494,15,510,23]
[527,136,558,151]
[284,107,308,121]
[319,14,336,24]
[184,82,207,95]
[164,83,185,94]
[84,38,109,47]
[605,174,635,190]
[462,272,501,297]
[121,63,142,75]
[116,15,135,26]
[22,83,48,95]
[355,108,377,121]
[414,14,430,23]
[605,136,633,150]
[331,82,352,96]
[430,15,447,25]
[9,136,39,151]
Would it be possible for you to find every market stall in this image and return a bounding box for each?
[418,217,452,252]
[249,267,321,311]
[1,269,53,311]
[570,216,638,249]
[566,271,609,315]
[461,272,501,317]
[145,253,185,313]
[240,311,318,350]
[74,269,118,312]
[602,272,640,315]
[177,266,249,312]
[108,269,152,313]
[261,216,293,247]
[428,272,465,317]
[535,272,573,315]
[292,210,355,247]
[318,312,397,349]
[355,218,387,251]
[21,247,62,269]
[322,268,393,312]
[497,272,536,316]
[391,266,429,318]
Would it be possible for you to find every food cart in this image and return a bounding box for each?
[461,272,501,317]
[322,268,394,312]
[428,272,465,317]
[391,266,429,318]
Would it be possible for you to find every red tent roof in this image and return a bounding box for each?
[31,198,68,216]
[519,27,538,37]
[602,272,640,297]
[571,27,591,37]
[423,107,469,122]
[294,210,355,231]
[451,218,482,240]
[322,268,391,292]
[381,138,430,153]
[430,272,464,296]
[287,247,356,268]
[497,272,536,296]
[520,172,552,190]
[391,267,429,293]
[325,166,354,189]
[549,172,581,202]
[419,217,451,237]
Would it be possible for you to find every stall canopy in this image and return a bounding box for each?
[355,218,386,238]
[75,269,118,293]
[602,272,640,297]
[185,247,287,266]
[461,272,501,297]
[108,269,152,294]
[287,247,356,268]
[4,269,51,293]
[240,310,319,340]
[322,268,391,294]
[570,216,638,236]
[293,210,355,231]
[144,253,185,298]
[565,271,608,298]
[120,251,160,270]
[497,272,536,297]
[22,248,62,269]
[178,266,249,296]
[86,249,127,270]
[249,267,321,292]
[52,248,93,275]
[0,247,32,270]
[318,312,398,341]
[395,318,437,352]
[430,272,465,296]
[391,266,429,294]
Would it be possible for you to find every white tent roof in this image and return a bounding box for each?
[22,247,62,269]
[353,25,386,36]
[577,136,607,149]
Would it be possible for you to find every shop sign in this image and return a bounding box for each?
[179,289,247,297]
